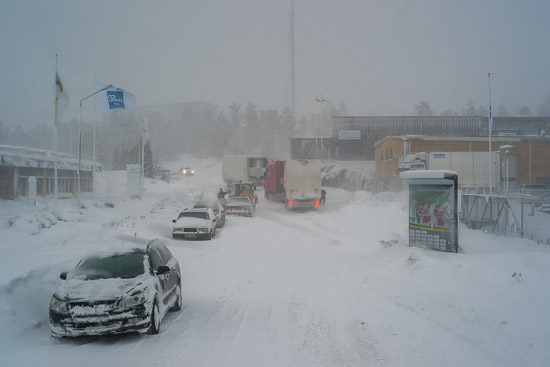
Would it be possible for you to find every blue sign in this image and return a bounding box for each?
[107,91,125,109]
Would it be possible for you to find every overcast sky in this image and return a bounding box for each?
[1,0,550,128]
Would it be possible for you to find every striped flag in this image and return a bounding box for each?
[55,72,70,123]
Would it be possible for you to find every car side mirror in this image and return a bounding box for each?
[212,218,216,222]
[60,272,67,280]
[172,219,176,223]
[157,265,170,275]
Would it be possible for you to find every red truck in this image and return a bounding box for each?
[264,160,286,202]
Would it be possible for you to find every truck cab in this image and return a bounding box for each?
[228,182,258,205]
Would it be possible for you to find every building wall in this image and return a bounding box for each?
[334,116,484,160]
[375,137,550,188]
[334,116,550,161]
[0,166,15,199]
[375,138,404,181]
[532,142,550,183]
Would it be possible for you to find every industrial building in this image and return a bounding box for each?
[333,116,550,161]
[291,116,550,161]
[374,135,550,190]
[0,145,95,200]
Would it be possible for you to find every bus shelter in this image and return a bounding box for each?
[399,170,458,253]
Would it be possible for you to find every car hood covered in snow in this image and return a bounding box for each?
[58,276,149,301]
[174,217,211,228]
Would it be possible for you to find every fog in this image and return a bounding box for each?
[2,0,550,134]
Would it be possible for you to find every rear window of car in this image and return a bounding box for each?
[73,252,146,280]
[229,198,251,204]
[194,202,217,210]
[178,211,209,220]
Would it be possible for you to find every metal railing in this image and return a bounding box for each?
[461,193,550,244]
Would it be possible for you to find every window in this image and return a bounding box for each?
[149,249,163,271]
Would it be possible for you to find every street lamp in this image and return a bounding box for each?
[78,84,112,211]
[315,95,330,159]
[499,145,513,195]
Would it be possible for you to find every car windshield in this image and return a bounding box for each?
[229,198,250,204]
[72,252,146,280]
[178,211,209,220]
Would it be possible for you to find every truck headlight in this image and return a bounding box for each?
[119,291,146,308]
[49,294,68,312]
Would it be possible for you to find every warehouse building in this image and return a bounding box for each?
[332,116,550,161]
[374,135,550,190]
[0,145,96,200]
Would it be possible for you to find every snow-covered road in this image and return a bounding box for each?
[1,156,549,367]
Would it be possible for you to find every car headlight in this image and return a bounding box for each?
[50,294,68,312]
[173,227,183,232]
[119,291,146,308]
[198,227,208,232]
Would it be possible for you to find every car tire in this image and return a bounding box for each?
[147,299,161,335]
[171,284,182,312]
[205,231,212,240]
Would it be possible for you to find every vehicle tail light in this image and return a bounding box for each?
[245,209,249,212]
[288,200,294,206]
[227,208,232,212]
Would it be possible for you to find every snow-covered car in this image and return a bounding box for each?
[193,199,226,228]
[49,240,182,337]
[520,184,550,197]
[181,167,194,176]
[172,208,216,240]
[226,196,254,217]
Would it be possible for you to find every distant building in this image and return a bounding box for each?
[374,135,550,190]
[333,116,550,161]
[0,145,96,200]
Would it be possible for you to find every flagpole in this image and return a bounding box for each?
[488,72,493,195]
[141,120,144,196]
[54,55,59,215]
[92,75,97,201]
[78,84,113,212]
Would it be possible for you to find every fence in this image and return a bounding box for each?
[461,193,550,244]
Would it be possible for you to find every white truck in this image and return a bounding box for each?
[283,159,322,210]
[222,155,268,185]
[399,151,501,188]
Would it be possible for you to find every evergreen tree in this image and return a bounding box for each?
[415,100,433,116]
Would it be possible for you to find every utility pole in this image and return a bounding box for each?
[290,2,296,123]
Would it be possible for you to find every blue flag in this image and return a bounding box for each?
[97,82,136,111]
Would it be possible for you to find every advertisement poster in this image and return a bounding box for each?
[408,185,456,252]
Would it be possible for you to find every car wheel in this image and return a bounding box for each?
[205,231,212,240]
[171,284,182,312]
[147,299,161,335]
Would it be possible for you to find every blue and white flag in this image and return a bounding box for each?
[97,82,136,112]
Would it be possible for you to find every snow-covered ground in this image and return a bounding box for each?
[1,155,549,367]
